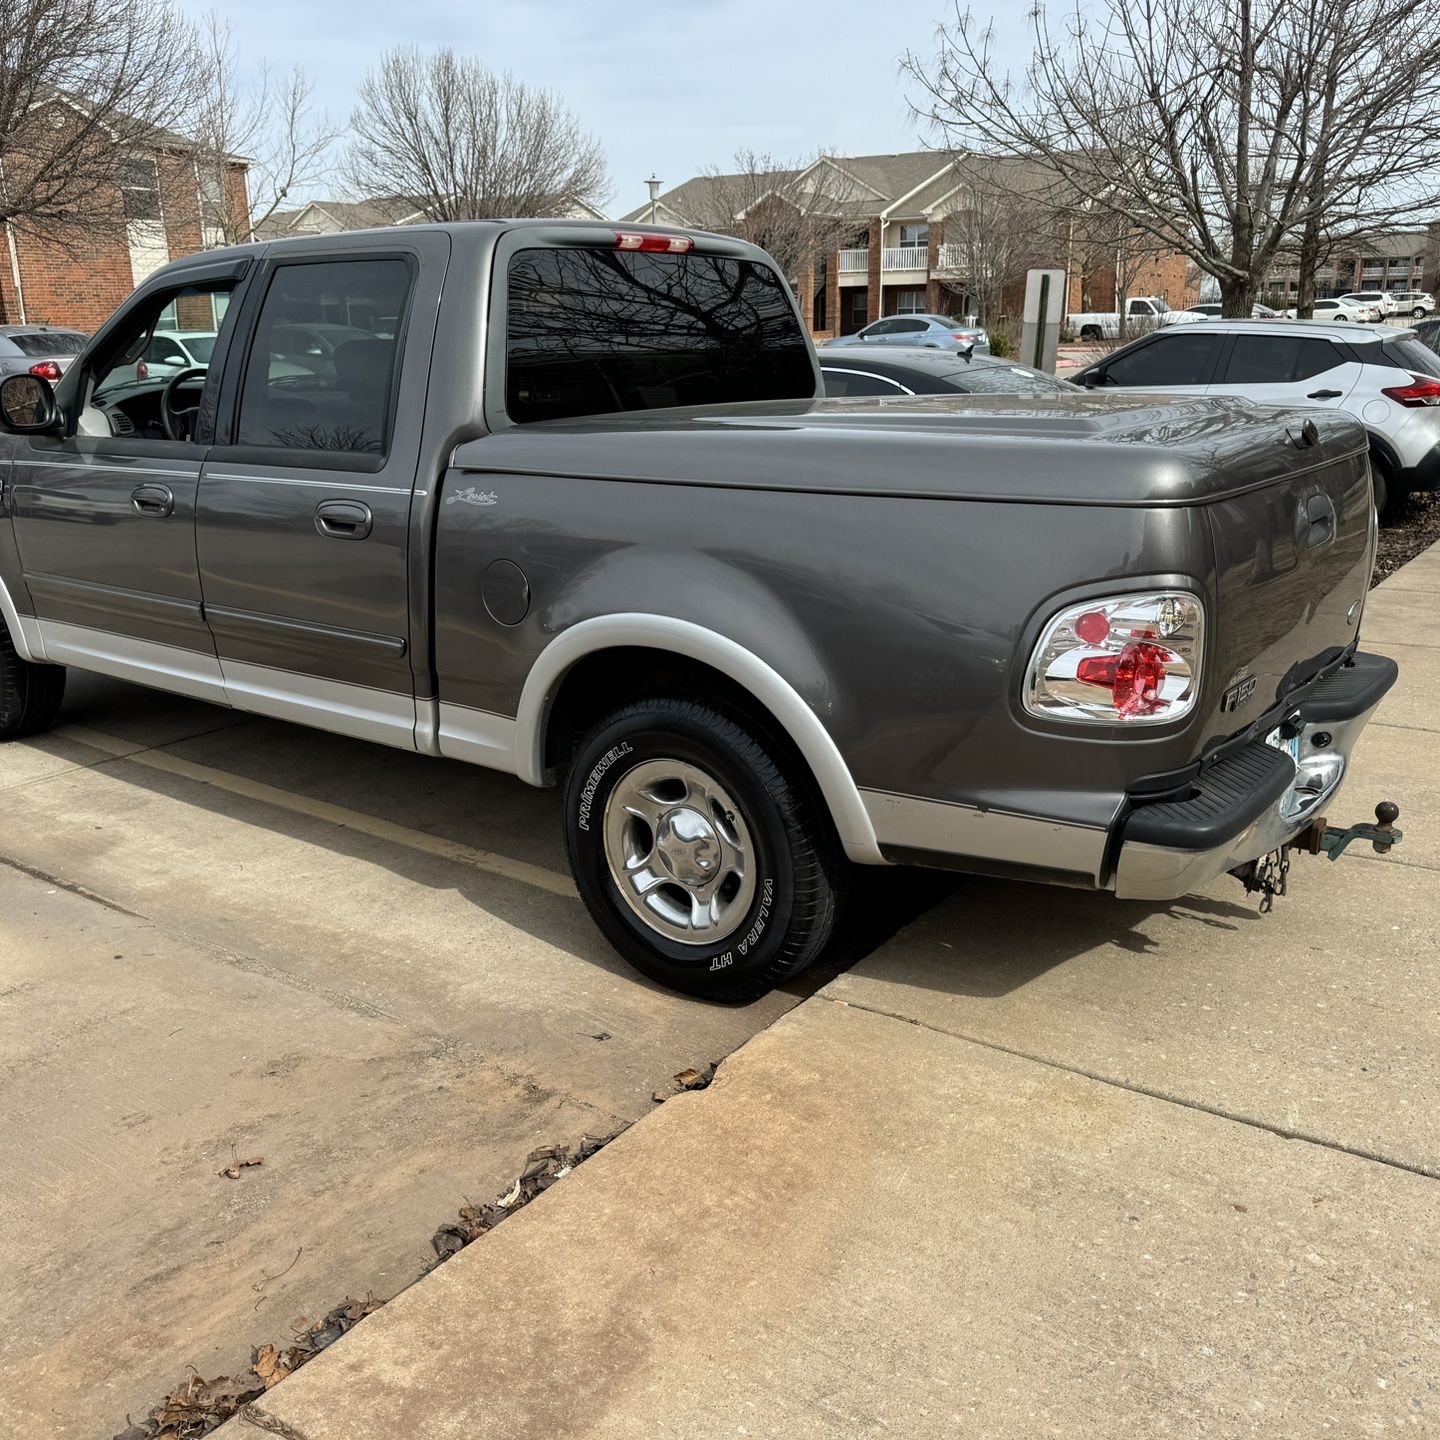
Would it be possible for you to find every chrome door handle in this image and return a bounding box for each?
[131,483,174,517]
[314,499,373,540]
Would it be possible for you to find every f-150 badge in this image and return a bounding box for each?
[1221,672,1257,713]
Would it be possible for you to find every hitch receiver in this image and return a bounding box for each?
[1292,801,1404,861]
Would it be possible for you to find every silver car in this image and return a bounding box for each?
[0,325,89,384]
[825,313,990,353]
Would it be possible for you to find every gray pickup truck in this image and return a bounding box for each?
[0,222,1402,998]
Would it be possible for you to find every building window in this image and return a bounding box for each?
[898,223,929,249]
[891,288,927,315]
[121,158,161,222]
[840,288,868,334]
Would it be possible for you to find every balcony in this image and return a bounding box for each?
[933,243,965,275]
[838,249,869,273]
[881,245,929,272]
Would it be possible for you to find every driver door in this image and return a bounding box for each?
[8,262,247,698]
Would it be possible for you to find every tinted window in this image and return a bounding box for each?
[943,364,1069,395]
[862,319,901,336]
[506,247,813,424]
[146,337,188,365]
[8,331,87,356]
[1381,337,1440,376]
[182,335,217,364]
[237,258,412,454]
[1223,335,1345,383]
[1103,332,1222,387]
[1293,338,1344,380]
[891,319,928,334]
[822,369,909,397]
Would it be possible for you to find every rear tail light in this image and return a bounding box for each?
[137,360,149,380]
[1024,591,1205,725]
[28,360,61,382]
[1382,374,1440,407]
[615,231,694,254]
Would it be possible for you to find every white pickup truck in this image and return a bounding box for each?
[1070,296,1203,341]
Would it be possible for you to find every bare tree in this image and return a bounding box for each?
[682,151,859,294]
[936,163,1053,327]
[345,49,609,221]
[905,0,1440,318]
[0,0,196,253]
[187,13,341,245]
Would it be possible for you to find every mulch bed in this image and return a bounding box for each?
[1375,491,1440,585]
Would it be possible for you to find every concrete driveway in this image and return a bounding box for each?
[0,673,942,1437]
[218,546,1440,1440]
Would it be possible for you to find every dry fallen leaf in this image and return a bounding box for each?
[219,1155,264,1180]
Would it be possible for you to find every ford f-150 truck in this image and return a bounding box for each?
[0,222,1402,998]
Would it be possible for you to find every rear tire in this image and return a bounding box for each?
[0,618,65,740]
[1370,452,1402,527]
[1415,307,1428,319]
[563,697,843,1001]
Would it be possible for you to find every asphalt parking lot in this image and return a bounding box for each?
[3,550,1437,1437]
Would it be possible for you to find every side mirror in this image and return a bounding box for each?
[0,373,60,433]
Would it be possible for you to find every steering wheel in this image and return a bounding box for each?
[161,367,207,441]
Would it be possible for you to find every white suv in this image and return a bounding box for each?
[1338,291,1392,320]
[1073,319,1440,518]
[1390,291,1435,318]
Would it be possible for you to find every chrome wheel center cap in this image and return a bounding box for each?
[654,807,721,886]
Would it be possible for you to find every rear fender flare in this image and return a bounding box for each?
[515,613,885,865]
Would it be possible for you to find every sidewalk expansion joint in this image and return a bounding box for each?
[821,992,1440,1183]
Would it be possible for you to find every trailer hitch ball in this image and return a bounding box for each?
[1374,801,1400,853]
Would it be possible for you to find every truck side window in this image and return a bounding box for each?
[235,258,412,456]
[505,246,814,424]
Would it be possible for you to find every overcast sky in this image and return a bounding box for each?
[173,0,1035,212]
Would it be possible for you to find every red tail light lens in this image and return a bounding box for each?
[1025,592,1204,726]
[28,360,61,382]
[615,231,695,254]
[1076,641,1174,718]
[137,360,149,380]
[1382,374,1440,407]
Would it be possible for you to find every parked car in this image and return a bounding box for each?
[1282,298,1377,322]
[1389,291,1435,318]
[820,347,1075,397]
[1072,318,1440,517]
[1069,296,1202,341]
[0,325,89,384]
[824,314,989,353]
[1338,291,1393,320]
[1186,302,1278,319]
[0,222,1400,1000]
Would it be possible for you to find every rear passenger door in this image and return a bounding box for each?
[1092,329,1226,392]
[196,234,449,747]
[1206,333,1362,410]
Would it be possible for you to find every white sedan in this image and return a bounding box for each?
[1282,298,1379,322]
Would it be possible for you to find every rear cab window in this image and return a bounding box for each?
[504,245,815,424]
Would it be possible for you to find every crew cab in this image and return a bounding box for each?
[0,222,1400,999]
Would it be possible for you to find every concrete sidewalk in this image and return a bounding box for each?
[222,545,1440,1440]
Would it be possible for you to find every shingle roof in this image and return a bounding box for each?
[619,150,1063,225]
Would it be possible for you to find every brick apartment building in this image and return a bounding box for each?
[0,128,250,333]
[624,151,1196,340]
[1262,229,1435,304]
